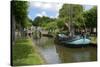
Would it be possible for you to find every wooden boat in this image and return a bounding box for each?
[55,4,91,47]
[56,34,91,46]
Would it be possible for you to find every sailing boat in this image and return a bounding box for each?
[56,4,91,46]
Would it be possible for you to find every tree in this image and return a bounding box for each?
[32,16,56,26]
[74,13,85,28]
[58,4,83,35]
[32,16,42,26]
[83,6,97,33]
[59,4,70,18]
[59,4,83,19]
[23,18,32,28]
[44,22,58,33]
[56,18,66,29]
[11,1,28,38]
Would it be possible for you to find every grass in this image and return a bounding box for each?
[90,36,97,44]
[12,38,45,66]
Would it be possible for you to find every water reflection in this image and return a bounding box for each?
[55,44,97,63]
[33,37,61,64]
[33,37,97,64]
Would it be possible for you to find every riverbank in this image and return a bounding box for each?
[90,36,97,44]
[12,37,45,66]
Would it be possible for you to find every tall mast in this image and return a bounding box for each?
[68,4,71,36]
[69,4,74,36]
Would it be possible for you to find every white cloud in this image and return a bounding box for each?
[29,2,64,19]
[36,13,43,17]
[36,11,58,19]
[29,2,63,11]
[50,16,55,18]
[30,2,42,7]
[50,13,59,18]
[41,11,47,16]
[55,13,59,18]
[35,11,47,17]
[83,5,93,10]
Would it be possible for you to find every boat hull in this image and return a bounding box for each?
[61,38,91,45]
[55,35,91,46]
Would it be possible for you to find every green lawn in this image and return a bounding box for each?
[12,38,45,66]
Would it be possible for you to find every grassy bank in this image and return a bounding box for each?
[12,38,45,66]
[90,36,97,44]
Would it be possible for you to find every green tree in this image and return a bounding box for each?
[44,22,57,33]
[83,6,97,33]
[74,13,85,28]
[56,18,66,29]
[11,1,28,38]
[58,4,83,35]
[59,4,83,19]
[32,16,42,26]
[59,4,70,18]
[33,16,56,26]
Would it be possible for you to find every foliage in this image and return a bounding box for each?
[23,18,32,28]
[59,4,97,31]
[59,4,83,19]
[59,4,70,18]
[83,6,97,28]
[32,16,55,26]
[44,21,57,30]
[59,4,83,29]
[56,18,66,29]
[11,1,28,28]
[32,16,42,26]
[74,13,85,28]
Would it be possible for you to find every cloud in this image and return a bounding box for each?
[29,2,63,11]
[83,5,93,10]
[36,13,43,17]
[50,13,59,18]
[35,11,47,17]
[28,2,64,19]
[30,2,42,8]
[55,13,59,18]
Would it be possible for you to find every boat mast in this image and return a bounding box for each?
[69,4,74,37]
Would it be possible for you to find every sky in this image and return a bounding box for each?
[28,2,94,20]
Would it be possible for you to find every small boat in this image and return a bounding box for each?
[56,34,91,46]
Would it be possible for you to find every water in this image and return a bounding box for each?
[33,37,97,64]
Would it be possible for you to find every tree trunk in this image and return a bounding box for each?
[11,15,16,45]
[18,23,24,38]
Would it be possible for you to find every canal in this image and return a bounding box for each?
[33,37,97,64]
